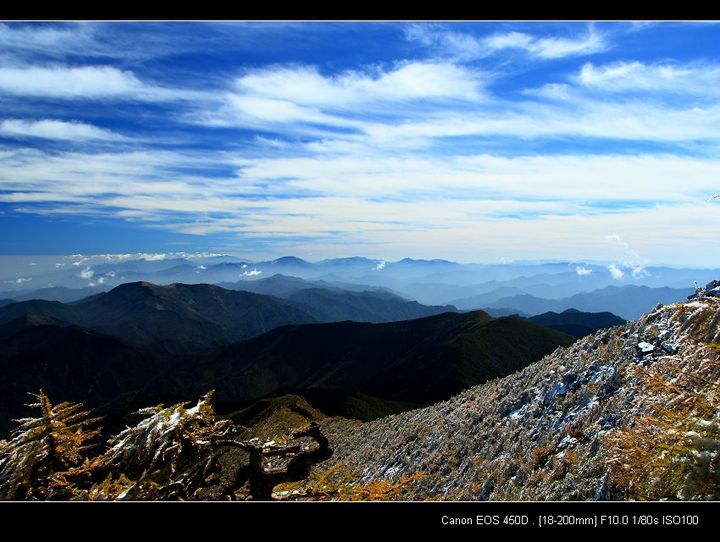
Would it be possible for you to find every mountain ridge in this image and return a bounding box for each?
[0,307,574,435]
[321,296,720,500]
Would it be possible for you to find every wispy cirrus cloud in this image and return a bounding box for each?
[576,60,720,98]
[3,144,720,263]
[194,62,486,133]
[192,56,720,149]
[234,62,484,106]
[405,24,608,61]
[0,65,202,101]
[0,23,95,58]
[485,28,608,59]
[2,22,720,264]
[0,119,124,141]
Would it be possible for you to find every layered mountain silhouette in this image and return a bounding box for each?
[463,285,693,320]
[226,274,454,322]
[179,310,574,410]
[221,273,393,297]
[0,282,316,351]
[0,307,573,435]
[0,286,102,304]
[0,280,455,350]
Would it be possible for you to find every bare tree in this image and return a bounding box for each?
[216,422,332,500]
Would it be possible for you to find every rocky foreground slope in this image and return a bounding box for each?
[322,297,720,500]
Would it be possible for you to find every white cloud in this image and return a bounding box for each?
[605,233,649,278]
[575,266,592,276]
[361,98,720,144]
[242,269,261,277]
[198,62,485,130]
[15,277,32,284]
[4,145,720,267]
[485,29,607,59]
[138,253,169,261]
[372,260,386,271]
[225,95,354,127]
[515,30,607,59]
[0,65,192,101]
[406,25,608,61]
[0,23,94,55]
[608,264,625,280]
[0,119,122,141]
[79,266,94,280]
[234,62,483,107]
[190,57,720,149]
[576,61,720,96]
[404,25,485,61]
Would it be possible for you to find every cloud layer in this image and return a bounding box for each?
[0,22,719,265]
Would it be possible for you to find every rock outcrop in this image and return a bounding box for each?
[323,296,720,500]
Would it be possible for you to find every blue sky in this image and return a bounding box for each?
[1,21,720,265]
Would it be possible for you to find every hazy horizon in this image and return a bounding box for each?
[0,252,718,269]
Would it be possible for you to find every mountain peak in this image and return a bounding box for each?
[271,256,309,265]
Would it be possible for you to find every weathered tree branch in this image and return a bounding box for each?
[214,422,333,500]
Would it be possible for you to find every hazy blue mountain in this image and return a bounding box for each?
[3,256,716,306]
[393,282,487,306]
[221,274,454,322]
[283,287,455,323]
[93,257,192,274]
[223,274,393,298]
[483,285,693,320]
[0,286,104,303]
[449,286,525,310]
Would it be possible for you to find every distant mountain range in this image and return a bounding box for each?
[219,273,394,297]
[224,274,454,323]
[0,279,454,351]
[0,282,316,351]
[473,285,693,320]
[3,255,716,304]
[0,286,104,304]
